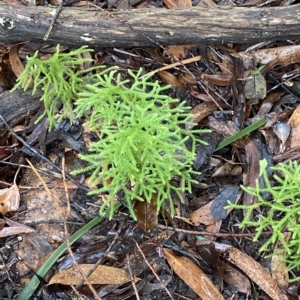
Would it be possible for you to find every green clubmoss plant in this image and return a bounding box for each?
[13,45,210,220]
[227,159,300,281]
[11,44,110,129]
[73,68,210,219]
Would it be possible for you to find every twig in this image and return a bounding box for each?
[126,254,140,300]
[26,158,64,215]
[157,224,286,238]
[135,241,175,300]
[75,219,126,289]
[61,155,102,300]
[44,0,64,40]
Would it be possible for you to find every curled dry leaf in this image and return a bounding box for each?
[163,248,224,300]
[49,264,136,286]
[0,183,20,215]
[9,42,26,78]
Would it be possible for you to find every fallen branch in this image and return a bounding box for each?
[0,2,299,47]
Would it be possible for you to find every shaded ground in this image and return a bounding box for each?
[0,0,300,299]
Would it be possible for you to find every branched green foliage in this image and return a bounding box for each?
[13,45,210,220]
[73,68,210,219]
[227,159,300,280]
[11,45,105,129]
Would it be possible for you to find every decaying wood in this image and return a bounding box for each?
[0,3,300,48]
[0,89,40,136]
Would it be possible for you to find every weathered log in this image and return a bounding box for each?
[0,2,299,48]
[0,89,41,136]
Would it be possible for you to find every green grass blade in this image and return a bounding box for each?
[215,118,266,151]
[17,216,102,300]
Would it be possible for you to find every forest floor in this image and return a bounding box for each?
[0,0,300,299]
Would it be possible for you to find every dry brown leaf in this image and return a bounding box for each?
[185,201,214,226]
[9,42,26,78]
[190,92,211,102]
[252,91,284,122]
[0,217,34,238]
[287,104,300,149]
[205,220,222,240]
[49,264,135,286]
[202,74,232,86]
[177,72,197,86]
[271,232,291,287]
[272,121,290,153]
[211,162,242,177]
[149,55,201,75]
[0,183,20,215]
[222,261,251,295]
[260,128,281,155]
[243,137,260,207]
[163,248,224,300]
[158,70,184,90]
[134,198,158,232]
[189,102,219,128]
[208,117,239,138]
[225,247,288,300]
[15,232,53,275]
[165,45,198,59]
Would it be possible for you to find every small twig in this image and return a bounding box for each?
[75,219,126,289]
[135,241,175,300]
[156,224,286,238]
[0,114,90,192]
[61,155,102,300]
[126,254,140,300]
[26,158,64,215]
[44,0,64,40]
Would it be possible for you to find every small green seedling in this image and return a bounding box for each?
[13,45,210,220]
[227,159,300,281]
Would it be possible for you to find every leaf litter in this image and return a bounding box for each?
[1,0,300,298]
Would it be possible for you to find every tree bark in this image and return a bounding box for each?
[0,2,300,48]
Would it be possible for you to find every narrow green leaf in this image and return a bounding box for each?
[17,216,102,300]
[215,118,266,151]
